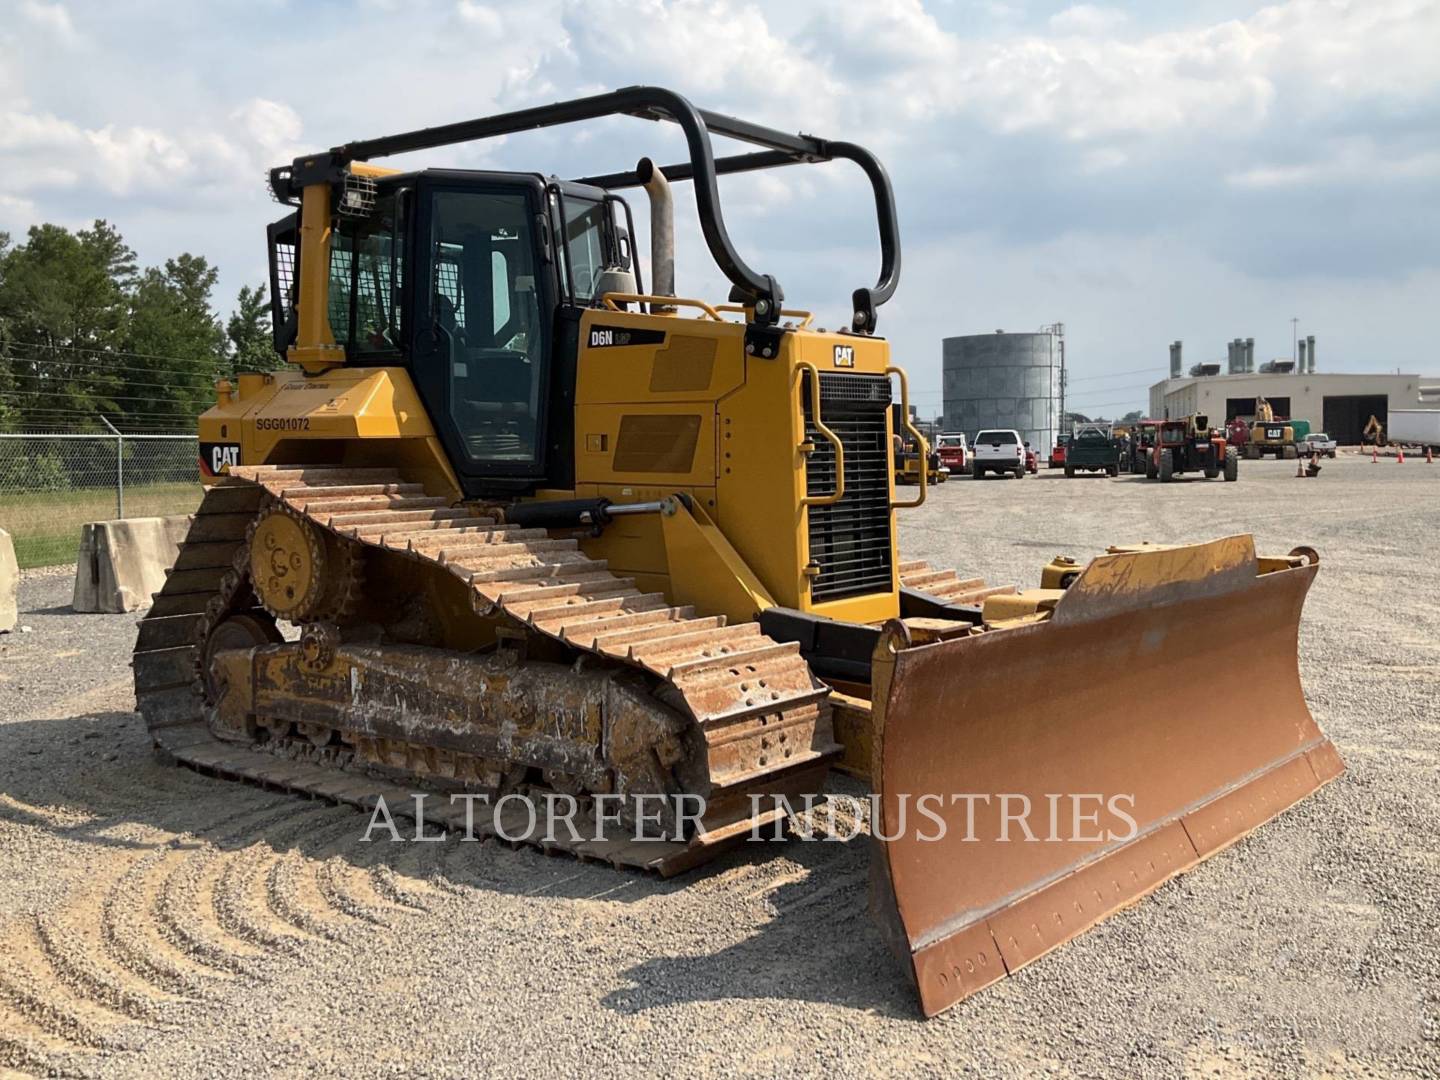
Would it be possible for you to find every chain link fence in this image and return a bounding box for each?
[0,433,202,568]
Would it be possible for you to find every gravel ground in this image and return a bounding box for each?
[0,452,1435,1078]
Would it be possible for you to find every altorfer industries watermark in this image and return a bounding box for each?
[359,792,1140,845]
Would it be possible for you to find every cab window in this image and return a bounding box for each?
[328,192,404,356]
[562,197,609,303]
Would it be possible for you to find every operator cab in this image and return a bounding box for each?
[1159,420,1189,445]
[268,171,639,492]
[263,88,901,500]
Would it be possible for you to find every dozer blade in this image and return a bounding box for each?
[869,536,1344,1017]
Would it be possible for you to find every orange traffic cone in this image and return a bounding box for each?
[1296,456,1306,478]
[1372,446,1378,462]
[1397,446,1405,463]
[1427,446,1434,464]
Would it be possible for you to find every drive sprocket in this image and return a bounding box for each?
[246,504,364,624]
[248,505,327,621]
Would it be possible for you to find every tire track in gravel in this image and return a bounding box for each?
[0,784,450,1078]
[263,811,392,940]
[96,802,319,1000]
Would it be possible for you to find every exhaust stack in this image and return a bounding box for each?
[1170,340,1182,378]
[1307,334,1316,373]
[636,157,675,309]
[1245,337,1255,373]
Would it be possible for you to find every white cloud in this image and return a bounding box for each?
[1248,0,1440,104]
[20,1,78,46]
[232,98,304,160]
[456,1,503,34]
[0,191,39,234]
[1080,147,1128,173]
[85,126,192,195]
[1048,5,1128,36]
[791,0,1440,145]
[551,0,845,127]
[1227,140,1440,188]
[0,99,303,200]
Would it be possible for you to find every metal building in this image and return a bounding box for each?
[942,330,1060,452]
[1150,337,1436,445]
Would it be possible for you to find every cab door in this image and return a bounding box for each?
[409,176,558,493]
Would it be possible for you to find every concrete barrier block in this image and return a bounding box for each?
[0,528,17,632]
[72,515,193,614]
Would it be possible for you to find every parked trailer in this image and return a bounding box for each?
[1388,409,1440,450]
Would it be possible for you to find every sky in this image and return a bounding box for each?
[2,0,1437,418]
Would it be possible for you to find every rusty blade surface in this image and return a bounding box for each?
[870,536,1344,1017]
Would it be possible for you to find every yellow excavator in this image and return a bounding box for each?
[133,87,1342,1017]
[1362,414,1386,446]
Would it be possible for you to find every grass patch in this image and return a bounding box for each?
[0,482,204,569]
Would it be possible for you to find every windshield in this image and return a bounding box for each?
[978,431,1017,445]
[937,435,963,447]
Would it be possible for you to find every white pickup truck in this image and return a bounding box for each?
[1302,432,1337,457]
[972,428,1026,479]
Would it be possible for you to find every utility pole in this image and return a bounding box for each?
[1059,336,1066,434]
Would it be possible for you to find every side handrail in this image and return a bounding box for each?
[599,293,723,320]
[796,361,845,507]
[889,365,927,509]
[714,304,815,329]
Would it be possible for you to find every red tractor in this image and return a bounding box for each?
[1128,420,1157,474]
[1145,414,1238,482]
[1048,434,1069,469]
[1226,416,1250,453]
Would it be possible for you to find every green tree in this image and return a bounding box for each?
[225,283,279,374]
[122,253,226,428]
[0,220,262,432]
[1120,409,1145,424]
[0,220,133,428]
[79,219,138,295]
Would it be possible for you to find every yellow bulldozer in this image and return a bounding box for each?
[133,87,1342,1017]
[1245,395,1297,459]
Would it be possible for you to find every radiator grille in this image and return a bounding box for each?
[803,372,894,602]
